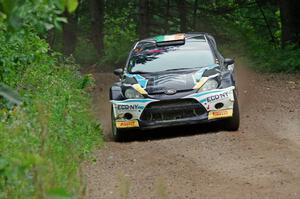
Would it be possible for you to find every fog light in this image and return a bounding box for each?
[215,103,224,109]
[124,113,133,120]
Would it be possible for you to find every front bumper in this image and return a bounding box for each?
[111,86,235,130]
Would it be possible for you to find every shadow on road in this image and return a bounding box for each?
[113,121,226,142]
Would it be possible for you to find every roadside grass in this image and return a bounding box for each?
[0,24,102,198]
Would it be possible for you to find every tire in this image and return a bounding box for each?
[224,92,240,131]
[111,106,124,142]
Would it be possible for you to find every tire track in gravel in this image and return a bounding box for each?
[84,54,300,199]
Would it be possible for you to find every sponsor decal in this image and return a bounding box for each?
[208,109,233,119]
[116,120,139,128]
[191,90,222,98]
[117,104,144,110]
[207,91,229,102]
[126,74,148,89]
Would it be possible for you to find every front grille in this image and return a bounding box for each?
[140,99,206,122]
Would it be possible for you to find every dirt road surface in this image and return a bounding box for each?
[84,55,300,199]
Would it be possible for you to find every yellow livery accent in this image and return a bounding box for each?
[132,84,148,95]
[193,77,209,90]
[116,120,139,128]
[208,109,233,120]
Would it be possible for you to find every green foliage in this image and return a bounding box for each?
[65,0,79,13]
[0,0,78,32]
[0,20,101,199]
[103,5,137,66]
[0,1,101,198]
[243,28,298,72]
[74,37,99,65]
[62,1,138,67]
[199,2,300,72]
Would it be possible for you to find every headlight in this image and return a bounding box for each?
[199,79,218,92]
[124,88,144,99]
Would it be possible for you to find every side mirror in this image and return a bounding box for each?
[224,58,235,66]
[113,68,123,76]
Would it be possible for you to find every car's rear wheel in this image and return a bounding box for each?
[224,92,240,131]
[111,106,124,142]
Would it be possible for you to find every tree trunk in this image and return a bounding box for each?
[46,29,55,49]
[193,0,198,30]
[63,11,77,56]
[164,0,170,34]
[138,0,150,39]
[89,0,105,55]
[176,0,188,33]
[279,0,300,47]
[255,0,276,46]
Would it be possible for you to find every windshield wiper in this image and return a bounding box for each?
[129,70,151,74]
[161,67,201,72]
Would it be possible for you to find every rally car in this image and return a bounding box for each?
[110,33,239,141]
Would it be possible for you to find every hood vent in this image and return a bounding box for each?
[146,73,195,94]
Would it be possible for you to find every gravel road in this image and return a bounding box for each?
[84,55,300,199]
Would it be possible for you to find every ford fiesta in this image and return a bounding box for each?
[110,33,239,141]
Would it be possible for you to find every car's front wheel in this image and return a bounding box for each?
[224,92,240,131]
[111,106,124,142]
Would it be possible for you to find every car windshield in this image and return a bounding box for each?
[127,41,215,73]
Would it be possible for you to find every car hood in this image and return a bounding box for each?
[125,64,220,94]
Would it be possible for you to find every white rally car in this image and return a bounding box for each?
[110,33,239,141]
